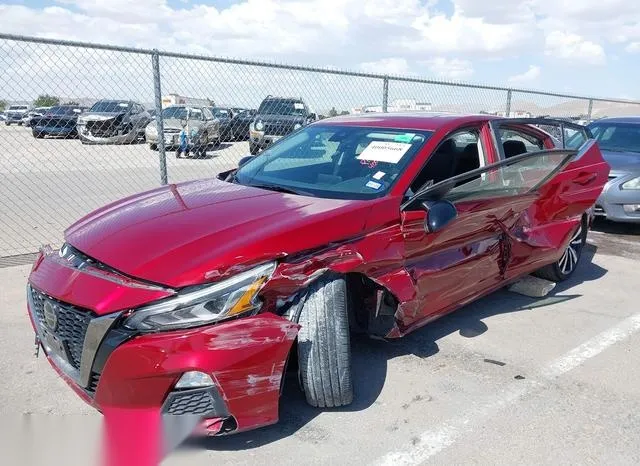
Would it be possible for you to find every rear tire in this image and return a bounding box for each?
[149,143,157,151]
[534,215,588,282]
[32,129,44,139]
[297,274,353,408]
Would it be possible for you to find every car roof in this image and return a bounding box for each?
[590,116,640,124]
[316,112,500,131]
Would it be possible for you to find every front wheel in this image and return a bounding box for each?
[297,274,353,408]
[534,215,588,282]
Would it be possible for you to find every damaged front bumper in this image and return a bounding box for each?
[77,120,141,144]
[26,249,300,437]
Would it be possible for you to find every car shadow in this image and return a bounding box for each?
[591,217,640,236]
[187,144,235,159]
[181,245,606,452]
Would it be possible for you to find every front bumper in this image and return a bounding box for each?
[77,122,139,144]
[594,174,640,223]
[249,130,285,148]
[26,251,299,436]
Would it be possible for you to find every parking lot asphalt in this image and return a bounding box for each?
[0,124,247,257]
[1,223,639,465]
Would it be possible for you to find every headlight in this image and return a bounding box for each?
[294,123,302,130]
[621,177,640,190]
[255,120,264,131]
[123,261,276,332]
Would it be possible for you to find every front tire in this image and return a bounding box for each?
[534,215,588,282]
[297,274,353,408]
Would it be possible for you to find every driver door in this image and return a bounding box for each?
[399,141,603,333]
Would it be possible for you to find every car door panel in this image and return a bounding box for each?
[398,143,592,334]
[400,193,539,328]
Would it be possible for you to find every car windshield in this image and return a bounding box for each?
[162,106,203,120]
[211,108,231,118]
[47,106,81,115]
[258,99,307,116]
[90,101,131,113]
[235,125,433,200]
[588,122,640,153]
[9,106,28,111]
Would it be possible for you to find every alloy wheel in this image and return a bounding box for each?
[558,224,583,275]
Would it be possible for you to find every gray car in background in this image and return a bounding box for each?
[588,117,640,223]
[144,105,221,157]
[77,99,151,144]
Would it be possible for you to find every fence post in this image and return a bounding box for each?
[505,89,512,117]
[382,76,389,112]
[152,49,168,185]
[586,99,594,123]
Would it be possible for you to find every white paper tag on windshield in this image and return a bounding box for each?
[372,171,386,180]
[294,103,304,109]
[357,141,412,164]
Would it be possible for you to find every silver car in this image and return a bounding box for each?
[77,100,151,144]
[144,105,221,157]
[588,117,640,223]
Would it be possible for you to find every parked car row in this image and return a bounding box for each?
[9,95,319,158]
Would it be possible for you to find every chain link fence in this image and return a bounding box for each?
[2,33,640,260]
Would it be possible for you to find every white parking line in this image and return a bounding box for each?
[374,312,640,466]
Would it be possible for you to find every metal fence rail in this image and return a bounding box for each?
[2,33,640,259]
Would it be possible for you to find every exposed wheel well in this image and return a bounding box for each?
[345,272,399,337]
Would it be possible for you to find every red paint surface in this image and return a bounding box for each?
[27,114,610,456]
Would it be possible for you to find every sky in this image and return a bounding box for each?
[1,0,640,111]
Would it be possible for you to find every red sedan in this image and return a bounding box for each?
[26,113,609,440]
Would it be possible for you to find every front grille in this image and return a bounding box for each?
[87,372,101,393]
[30,287,92,370]
[164,390,217,416]
[85,119,123,137]
[264,122,295,136]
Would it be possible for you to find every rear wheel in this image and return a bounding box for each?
[534,215,588,282]
[297,274,353,408]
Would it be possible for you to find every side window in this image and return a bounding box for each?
[442,150,572,203]
[498,127,544,158]
[409,128,484,194]
[203,108,213,120]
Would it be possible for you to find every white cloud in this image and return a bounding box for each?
[359,58,410,75]
[544,31,606,65]
[422,57,474,80]
[626,42,640,53]
[508,65,541,84]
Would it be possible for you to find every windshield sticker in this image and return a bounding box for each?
[357,141,412,164]
[294,103,305,109]
[372,171,386,180]
[366,180,382,190]
[394,133,416,143]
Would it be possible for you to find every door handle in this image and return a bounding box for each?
[573,172,597,185]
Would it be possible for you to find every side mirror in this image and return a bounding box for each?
[238,155,254,167]
[422,200,457,233]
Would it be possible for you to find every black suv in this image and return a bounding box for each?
[249,96,316,154]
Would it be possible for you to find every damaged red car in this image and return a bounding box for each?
[26,113,609,438]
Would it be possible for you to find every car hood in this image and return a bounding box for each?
[78,112,126,122]
[601,150,640,174]
[64,178,373,288]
